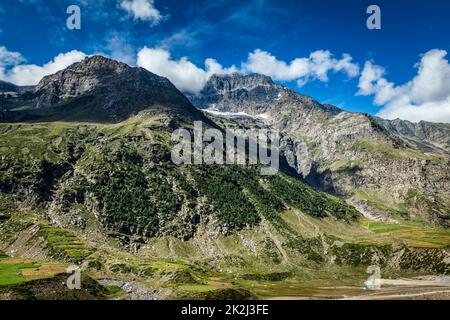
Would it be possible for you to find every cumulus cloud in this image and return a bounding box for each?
[241,49,359,87]
[119,0,163,25]
[358,49,450,123]
[0,46,24,67]
[0,50,86,85]
[137,47,237,93]
[137,47,359,93]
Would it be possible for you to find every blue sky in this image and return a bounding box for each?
[1,0,450,122]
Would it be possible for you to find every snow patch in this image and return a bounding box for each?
[204,109,269,121]
[257,113,270,120]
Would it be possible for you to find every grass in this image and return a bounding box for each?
[0,259,39,286]
[178,284,215,292]
[365,222,415,234]
[351,138,447,163]
[362,220,450,248]
[352,189,409,218]
[0,255,67,286]
[281,207,450,249]
[235,265,369,298]
[0,115,163,161]
[40,225,94,263]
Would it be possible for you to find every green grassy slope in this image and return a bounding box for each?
[0,116,449,299]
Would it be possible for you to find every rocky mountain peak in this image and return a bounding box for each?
[374,117,450,153]
[67,55,130,74]
[189,72,342,118]
[24,55,206,123]
[35,55,135,99]
[204,73,275,94]
[188,72,284,111]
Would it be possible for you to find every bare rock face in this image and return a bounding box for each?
[203,73,275,94]
[374,117,450,154]
[189,73,450,226]
[189,72,342,118]
[189,73,285,113]
[33,55,203,122]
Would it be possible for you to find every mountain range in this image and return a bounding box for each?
[0,56,449,300]
[189,72,450,226]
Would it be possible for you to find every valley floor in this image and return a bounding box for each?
[2,253,450,300]
[1,194,449,300]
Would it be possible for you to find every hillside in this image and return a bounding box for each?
[0,57,449,300]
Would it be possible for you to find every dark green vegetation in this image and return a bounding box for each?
[266,175,359,221]
[176,288,254,300]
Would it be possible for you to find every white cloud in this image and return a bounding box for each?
[241,49,359,87]
[0,46,24,67]
[119,0,163,25]
[358,49,450,123]
[357,61,398,105]
[137,47,237,93]
[137,47,360,93]
[0,50,86,86]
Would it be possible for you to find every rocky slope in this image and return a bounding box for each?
[189,73,450,226]
[374,117,450,154]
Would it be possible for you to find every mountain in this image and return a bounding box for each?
[189,73,450,227]
[0,59,449,300]
[0,65,360,239]
[0,80,34,94]
[188,73,341,115]
[1,56,208,124]
[0,80,18,93]
[374,117,450,154]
